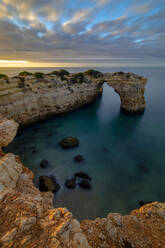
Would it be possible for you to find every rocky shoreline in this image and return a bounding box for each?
[0,119,165,247]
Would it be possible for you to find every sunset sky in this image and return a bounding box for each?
[0,0,165,67]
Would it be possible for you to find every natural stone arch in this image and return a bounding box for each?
[103,72,147,115]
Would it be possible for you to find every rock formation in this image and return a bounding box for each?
[0,71,147,126]
[105,72,147,115]
[0,119,165,247]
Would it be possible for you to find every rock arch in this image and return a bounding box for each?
[104,72,147,115]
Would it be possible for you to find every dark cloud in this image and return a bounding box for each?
[0,0,165,65]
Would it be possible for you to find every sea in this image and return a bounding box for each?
[2,66,165,220]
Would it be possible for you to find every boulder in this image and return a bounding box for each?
[60,137,79,149]
[65,178,76,189]
[78,180,91,189]
[39,175,60,193]
[74,171,91,180]
[74,155,84,162]
[40,160,49,168]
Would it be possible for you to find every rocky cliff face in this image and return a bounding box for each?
[0,71,147,126]
[0,74,103,126]
[105,72,147,115]
[0,119,164,248]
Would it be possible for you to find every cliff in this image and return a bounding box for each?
[0,73,103,126]
[0,71,147,126]
[0,119,164,248]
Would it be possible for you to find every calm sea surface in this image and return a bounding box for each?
[4,66,165,220]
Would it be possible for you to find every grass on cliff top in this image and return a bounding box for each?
[0,74,8,79]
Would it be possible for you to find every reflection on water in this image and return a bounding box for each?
[5,67,165,220]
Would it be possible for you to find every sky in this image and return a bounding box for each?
[0,0,165,67]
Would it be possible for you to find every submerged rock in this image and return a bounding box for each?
[39,175,60,193]
[65,178,76,189]
[74,171,92,180]
[74,155,84,162]
[60,137,79,149]
[137,164,149,174]
[40,159,49,168]
[78,179,91,189]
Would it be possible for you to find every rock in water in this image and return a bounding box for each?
[74,171,92,180]
[78,180,91,189]
[40,159,49,168]
[60,137,79,149]
[39,175,60,193]
[74,155,84,162]
[65,178,76,189]
[139,201,152,207]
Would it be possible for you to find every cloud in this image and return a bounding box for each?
[0,0,164,65]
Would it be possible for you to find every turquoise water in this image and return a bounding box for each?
[5,67,165,220]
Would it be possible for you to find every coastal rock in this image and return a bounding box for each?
[60,137,79,149]
[75,171,92,180]
[39,175,60,193]
[78,180,91,189]
[105,72,147,115]
[74,155,84,162]
[40,159,49,168]
[0,119,18,148]
[65,178,76,189]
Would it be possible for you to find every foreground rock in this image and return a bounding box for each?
[40,159,49,168]
[78,180,91,189]
[1,119,165,248]
[75,171,92,180]
[65,178,76,189]
[74,155,84,162]
[0,119,18,148]
[60,137,79,149]
[39,175,60,193]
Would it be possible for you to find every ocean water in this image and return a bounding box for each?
[4,66,165,220]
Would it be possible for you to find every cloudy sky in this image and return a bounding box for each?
[0,0,165,67]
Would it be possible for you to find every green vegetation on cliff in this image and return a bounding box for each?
[85,69,103,78]
[0,74,8,79]
[34,72,44,78]
[19,71,32,77]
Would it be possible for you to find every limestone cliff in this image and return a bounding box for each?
[0,74,103,126]
[0,119,164,248]
[0,71,147,126]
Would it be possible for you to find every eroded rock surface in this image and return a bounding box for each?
[1,119,164,248]
[0,74,103,126]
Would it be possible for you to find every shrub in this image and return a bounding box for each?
[70,72,84,83]
[34,72,44,78]
[85,69,103,78]
[19,71,32,77]
[51,69,70,77]
[0,74,8,79]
